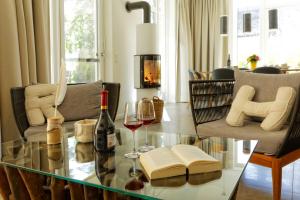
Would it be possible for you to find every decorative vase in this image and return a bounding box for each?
[47,116,63,145]
[74,119,97,143]
[250,61,257,70]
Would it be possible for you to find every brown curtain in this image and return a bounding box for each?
[0,0,50,144]
[175,0,228,101]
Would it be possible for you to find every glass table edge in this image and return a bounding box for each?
[0,161,160,200]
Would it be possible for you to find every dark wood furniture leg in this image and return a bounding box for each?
[103,190,117,200]
[0,167,11,200]
[4,166,31,200]
[83,186,103,200]
[50,177,66,200]
[272,159,282,200]
[18,169,50,200]
[250,149,300,200]
[68,182,85,200]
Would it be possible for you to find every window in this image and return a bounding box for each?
[232,0,300,68]
[63,0,101,83]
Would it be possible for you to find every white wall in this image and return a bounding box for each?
[104,0,143,118]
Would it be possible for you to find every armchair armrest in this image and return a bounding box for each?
[189,80,235,130]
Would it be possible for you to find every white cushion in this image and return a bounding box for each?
[25,84,64,126]
[226,85,255,127]
[226,85,296,131]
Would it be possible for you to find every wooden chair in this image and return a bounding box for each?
[189,76,300,200]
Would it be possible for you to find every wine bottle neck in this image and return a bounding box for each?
[100,90,108,110]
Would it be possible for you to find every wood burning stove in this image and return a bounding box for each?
[134,54,161,88]
[133,22,161,89]
[126,1,161,90]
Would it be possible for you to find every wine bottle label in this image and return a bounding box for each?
[107,133,116,148]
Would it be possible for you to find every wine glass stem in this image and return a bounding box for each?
[132,131,136,153]
[145,125,148,146]
[133,160,137,175]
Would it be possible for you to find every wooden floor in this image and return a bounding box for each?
[237,162,300,200]
[117,103,300,200]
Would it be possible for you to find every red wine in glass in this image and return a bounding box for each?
[142,118,155,126]
[125,178,144,191]
[124,121,143,132]
[123,102,143,159]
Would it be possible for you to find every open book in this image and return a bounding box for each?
[139,144,222,180]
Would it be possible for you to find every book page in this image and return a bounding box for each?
[139,147,186,179]
[171,144,221,174]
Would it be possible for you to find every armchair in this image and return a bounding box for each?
[189,71,300,200]
[10,82,120,139]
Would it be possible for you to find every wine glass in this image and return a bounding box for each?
[137,98,156,152]
[123,102,143,159]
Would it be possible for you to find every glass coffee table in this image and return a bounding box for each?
[0,128,257,200]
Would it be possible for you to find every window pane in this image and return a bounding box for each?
[64,0,98,83]
[265,6,300,67]
[237,9,261,67]
[66,61,97,83]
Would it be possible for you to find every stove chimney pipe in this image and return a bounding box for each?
[125,1,151,23]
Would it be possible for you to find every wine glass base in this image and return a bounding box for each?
[129,167,143,177]
[124,152,139,159]
[138,145,155,153]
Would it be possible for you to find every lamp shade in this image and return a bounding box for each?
[269,9,278,29]
[243,13,252,33]
[220,15,228,35]
[136,23,159,55]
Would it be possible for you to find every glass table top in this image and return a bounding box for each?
[0,128,257,200]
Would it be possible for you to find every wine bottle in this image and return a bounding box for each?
[227,54,231,68]
[94,90,116,152]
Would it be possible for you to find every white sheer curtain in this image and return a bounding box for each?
[175,0,228,102]
[159,0,177,102]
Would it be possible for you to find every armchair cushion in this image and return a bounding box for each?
[58,81,102,121]
[197,118,288,155]
[234,70,300,102]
